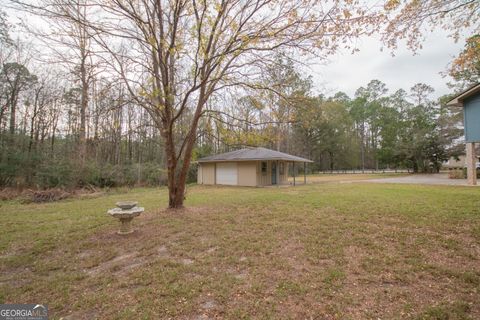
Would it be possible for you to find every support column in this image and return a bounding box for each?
[304,162,306,184]
[466,142,477,186]
[276,160,280,187]
[293,162,296,186]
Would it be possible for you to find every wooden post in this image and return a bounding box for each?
[304,162,306,184]
[466,142,477,185]
[276,160,280,187]
[293,162,296,186]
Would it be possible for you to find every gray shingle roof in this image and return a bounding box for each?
[197,147,313,163]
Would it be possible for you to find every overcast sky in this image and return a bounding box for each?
[4,7,467,100]
[308,29,466,99]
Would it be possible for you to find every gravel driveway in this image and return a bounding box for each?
[364,173,477,186]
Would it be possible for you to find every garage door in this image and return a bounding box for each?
[216,163,238,185]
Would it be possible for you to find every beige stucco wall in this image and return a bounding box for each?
[198,163,215,185]
[279,161,289,185]
[197,165,201,183]
[237,161,258,186]
[199,160,292,187]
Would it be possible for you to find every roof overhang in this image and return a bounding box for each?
[446,83,480,107]
[198,158,313,163]
[197,147,313,163]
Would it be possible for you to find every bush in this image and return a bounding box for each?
[462,168,480,179]
[80,163,118,188]
[187,164,198,184]
[35,159,76,188]
[0,161,18,186]
[0,149,30,187]
[71,162,169,188]
[449,168,480,179]
[1,148,177,189]
[138,163,168,186]
[448,169,464,179]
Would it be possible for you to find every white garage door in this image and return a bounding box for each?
[216,163,238,185]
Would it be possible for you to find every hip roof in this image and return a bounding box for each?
[197,147,313,163]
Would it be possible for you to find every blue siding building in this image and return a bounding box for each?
[463,93,480,143]
[448,83,480,185]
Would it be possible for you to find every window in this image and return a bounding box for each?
[279,162,285,175]
[261,161,267,174]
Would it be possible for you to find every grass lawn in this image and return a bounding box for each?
[289,172,409,184]
[1,176,480,319]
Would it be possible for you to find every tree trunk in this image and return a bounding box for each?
[9,91,18,136]
[329,151,334,171]
[360,122,365,172]
[78,57,88,163]
[164,128,182,208]
[163,95,205,209]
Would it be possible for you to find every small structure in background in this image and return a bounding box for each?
[443,153,480,170]
[108,201,144,235]
[448,83,480,185]
[197,147,312,187]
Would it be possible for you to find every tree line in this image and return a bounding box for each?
[196,56,465,173]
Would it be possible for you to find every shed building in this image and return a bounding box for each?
[197,147,313,187]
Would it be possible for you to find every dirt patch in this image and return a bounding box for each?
[344,245,367,275]
[60,309,98,320]
[201,300,217,310]
[180,258,194,265]
[233,271,248,280]
[157,245,169,256]
[86,252,147,276]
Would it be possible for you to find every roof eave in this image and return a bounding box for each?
[446,83,480,107]
[198,158,313,163]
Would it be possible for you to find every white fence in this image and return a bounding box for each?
[317,169,412,174]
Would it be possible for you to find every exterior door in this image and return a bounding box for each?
[216,162,238,185]
[271,161,277,185]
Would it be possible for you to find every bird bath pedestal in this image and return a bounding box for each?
[108,201,144,235]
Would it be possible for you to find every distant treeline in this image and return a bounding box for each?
[0,21,467,189]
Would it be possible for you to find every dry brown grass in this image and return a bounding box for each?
[1,179,479,319]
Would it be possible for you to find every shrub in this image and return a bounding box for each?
[139,163,168,186]
[80,163,117,188]
[0,161,18,187]
[187,164,198,184]
[461,168,480,179]
[448,169,465,179]
[35,159,75,188]
[0,149,31,187]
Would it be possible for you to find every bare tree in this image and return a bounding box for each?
[76,0,378,208]
[0,62,37,136]
[8,0,380,206]
[11,0,99,162]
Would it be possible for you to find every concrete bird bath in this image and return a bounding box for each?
[108,201,144,235]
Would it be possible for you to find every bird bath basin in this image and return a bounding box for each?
[108,202,144,235]
[116,201,138,210]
